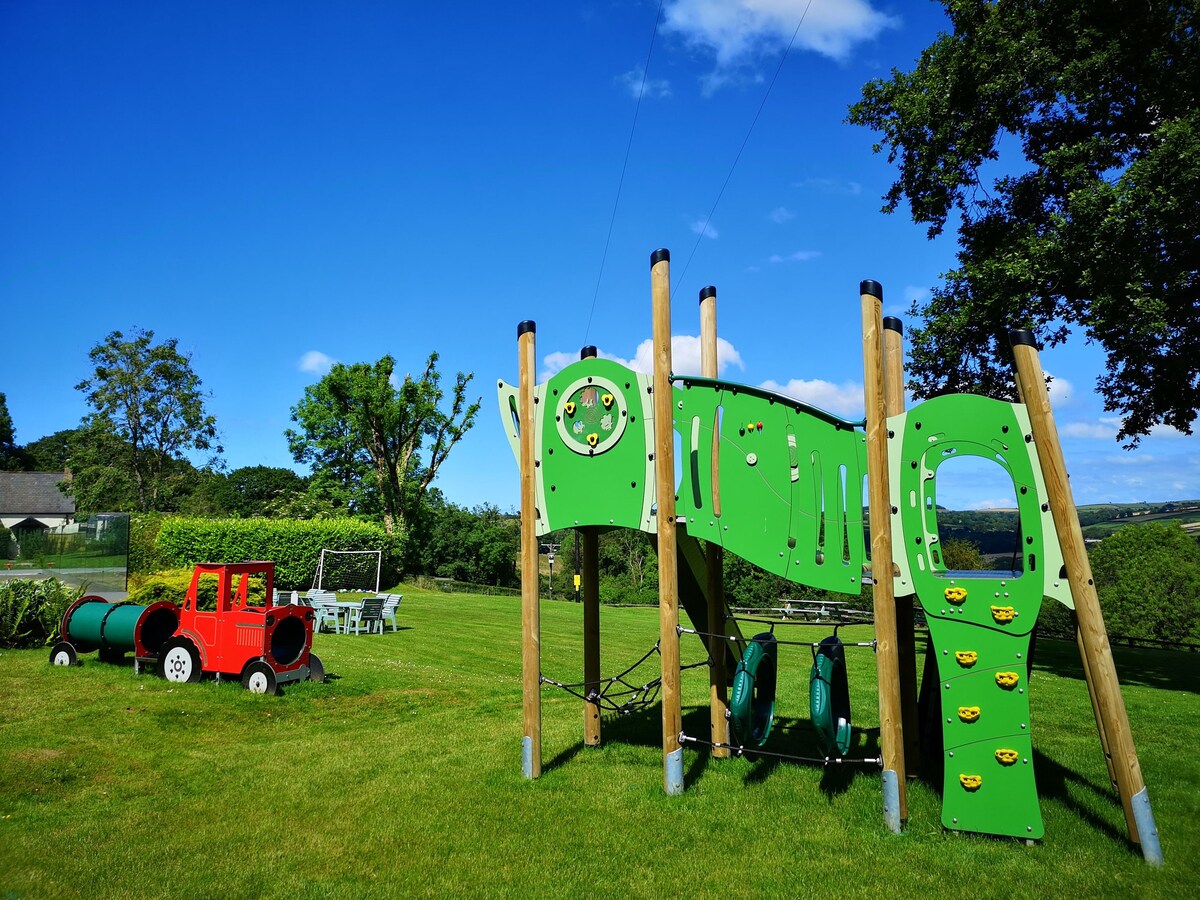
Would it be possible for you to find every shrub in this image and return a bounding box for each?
[0,578,82,649]
[128,568,265,611]
[129,513,168,575]
[153,517,401,591]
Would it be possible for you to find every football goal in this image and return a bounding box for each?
[312,549,382,594]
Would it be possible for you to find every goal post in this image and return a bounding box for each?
[312,549,382,594]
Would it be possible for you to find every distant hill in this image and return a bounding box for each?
[935,500,1200,554]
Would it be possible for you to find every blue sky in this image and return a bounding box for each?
[4,1,1197,513]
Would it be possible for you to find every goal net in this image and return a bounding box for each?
[312,549,382,594]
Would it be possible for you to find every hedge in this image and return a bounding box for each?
[0,578,82,649]
[153,517,401,590]
[128,568,267,611]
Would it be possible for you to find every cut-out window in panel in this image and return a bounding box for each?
[927,454,1022,577]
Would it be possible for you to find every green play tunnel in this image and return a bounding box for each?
[53,596,179,665]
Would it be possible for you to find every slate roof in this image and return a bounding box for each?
[0,472,75,515]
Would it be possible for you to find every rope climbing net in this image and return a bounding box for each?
[540,641,709,716]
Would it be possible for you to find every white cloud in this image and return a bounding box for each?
[768,249,820,263]
[1061,420,1118,440]
[299,350,336,375]
[1046,372,1073,405]
[663,0,899,72]
[690,218,719,239]
[1149,423,1191,440]
[966,498,1020,511]
[617,67,672,99]
[769,206,795,224]
[794,176,863,196]
[759,377,864,418]
[541,336,745,381]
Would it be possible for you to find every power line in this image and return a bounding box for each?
[583,0,665,346]
[673,1,815,296]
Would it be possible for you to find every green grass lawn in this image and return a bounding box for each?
[1,585,1197,898]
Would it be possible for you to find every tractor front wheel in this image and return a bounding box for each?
[242,660,278,695]
[159,638,202,683]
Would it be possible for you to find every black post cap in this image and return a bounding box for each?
[859,280,883,299]
[517,320,536,338]
[1009,329,1038,348]
[883,316,903,335]
[699,285,717,303]
[580,345,597,360]
[650,248,670,266]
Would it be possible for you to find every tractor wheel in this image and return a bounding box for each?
[49,641,78,667]
[159,637,202,683]
[242,660,278,695]
[307,652,325,684]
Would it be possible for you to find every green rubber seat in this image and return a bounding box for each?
[730,632,778,748]
[810,634,852,757]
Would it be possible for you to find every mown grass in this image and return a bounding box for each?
[1,584,1197,898]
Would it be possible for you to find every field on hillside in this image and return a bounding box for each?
[1,586,1197,898]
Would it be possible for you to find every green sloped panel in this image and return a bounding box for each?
[673,378,865,592]
[942,734,1044,839]
[783,406,867,593]
[537,358,655,533]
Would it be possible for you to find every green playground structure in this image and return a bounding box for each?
[497,249,1161,864]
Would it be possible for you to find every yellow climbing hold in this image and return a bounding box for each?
[601,393,614,409]
[991,605,1015,624]
[960,774,982,792]
[586,433,599,447]
[564,401,576,416]
[995,671,1020,689]
[955,651,978,667]
[995,749,1019,766]
[958,706,981,724]
[944,586,968,605]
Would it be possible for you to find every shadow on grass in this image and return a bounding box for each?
[1032,748,1131,848]
[1031,636,1199,694]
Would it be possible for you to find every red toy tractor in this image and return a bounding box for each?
[157,561,323,694]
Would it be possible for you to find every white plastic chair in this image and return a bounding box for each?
[347,597,385,635]
[381,593,403,632]
[306,589,342,634]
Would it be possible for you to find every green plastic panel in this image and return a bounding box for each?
[499,358,656,535]
[673,377,866,595]
[893,393,1046,839]
[942,734,1043,839]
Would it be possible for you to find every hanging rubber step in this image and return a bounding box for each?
[730,632,778,748]
[810,634,852,757]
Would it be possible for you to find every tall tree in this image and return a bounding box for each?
[73,328,221,512]
[22,429,78,472]
[848,0,1199,443]
[0,392,25,471]
[287,353,480,535]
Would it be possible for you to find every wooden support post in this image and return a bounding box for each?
[652,249,683,794]
[580,345,602,748]
[860,281,906,831]
[883,316,920,780]
[699,285,729,758]
[1012,361,1118,796]
[517,320,541,779]
[1010,330,1162,865]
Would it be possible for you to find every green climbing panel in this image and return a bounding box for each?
[892,393,1047,839]
[673,377,867,594]
[498,358,656,535]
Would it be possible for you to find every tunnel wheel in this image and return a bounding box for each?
[49,642,78,667]
[307,653,325,684]
[159,638,202,683]
[242,660,278,695]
